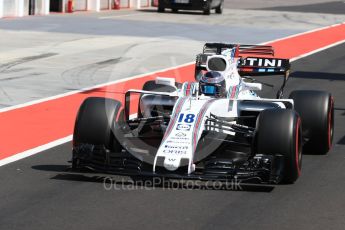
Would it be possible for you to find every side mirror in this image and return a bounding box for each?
[155,77,176,89]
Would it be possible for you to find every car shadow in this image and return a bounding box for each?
[137,8,208,15]
[32,164,70,172]
[290,71,345,81]
[337,136,345,145]
[256,1,345,15]
[32,164,275,193]
[335,107,345,116]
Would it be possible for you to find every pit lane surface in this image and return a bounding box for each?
[1,2,345,109]
[0,41,345,230]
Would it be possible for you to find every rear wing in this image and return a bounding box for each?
[239,57,290,75]
[196,43,291,76]
[195,43,291,99]
[203,43,275,56]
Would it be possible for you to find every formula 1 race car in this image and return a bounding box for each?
[157,0,224,15]
[71,43,334,184]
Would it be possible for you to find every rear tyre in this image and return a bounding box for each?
[157,6,165,12]
[256,109,302,184]
[203,1,211,15]
[172,8,178,13]
[73,97,123,167]
[195,54,204,81]
[215,1,223,14]
[142,80,180,92]
[203,8,211,15]
[289,90,334,155]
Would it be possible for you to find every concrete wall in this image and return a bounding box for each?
[0,0,149,18]
[74,0,87,11]
[87,0,100,11]
[0,0,49,18]
[2,0,17,17]
[23,0,29,16]
[0,0,4,18]
[35,0,42,14]
[100,0,110,10]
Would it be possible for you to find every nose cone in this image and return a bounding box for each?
[164,158,181,171]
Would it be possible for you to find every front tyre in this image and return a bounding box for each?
[72,97,123,168]
[256,109,302,184]
[289,90,334,155]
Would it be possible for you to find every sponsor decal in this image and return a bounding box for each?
[175,132,187,137]
[243,57,283,67]
[163,149,187,155]
[166,140,190,144]
[164,145,189,150]
[163,145,189,154]
[177,124,191,131]
[170,137,190,141]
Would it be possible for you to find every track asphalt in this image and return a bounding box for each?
[0,40,344,230]
[0,1,344,229]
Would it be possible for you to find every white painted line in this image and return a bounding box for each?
[3,23,344,114]
[99,13,147,19]
[0,135,72,167]
[0,63,193,167]
[262,22,345,45]
[290,39,345,62]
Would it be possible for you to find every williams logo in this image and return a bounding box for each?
[176,124,191,131]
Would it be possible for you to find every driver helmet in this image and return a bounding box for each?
[199,71,227,97]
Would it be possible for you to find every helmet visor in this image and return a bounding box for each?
[201,85,217,95]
